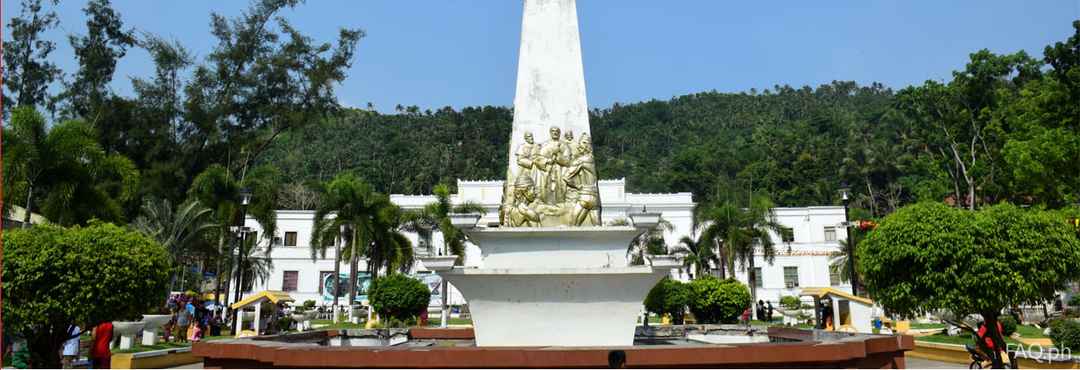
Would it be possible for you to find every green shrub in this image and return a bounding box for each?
[644,278,690,324]
[369,274,431,323]
[3,222,171,368]
[687,276,752,324]
[998,315,1017,337]
[1049,319,1080,351]
[1070,295,1080,307]
[304,300,317,308]
[779,295,801,310]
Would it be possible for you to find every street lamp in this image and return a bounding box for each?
[839,182,857,296]
[229,187,253,326]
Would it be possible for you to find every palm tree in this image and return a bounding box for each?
[400,183,485,263]
[672,234,716,279]
[627,217,673,266]
[729,195,785,304]
[692,201,743,279]
[224,235,274,293]
[311,173,407,309]
[132,198,216,291]
[189,164,280,308]
[2,106,138,226]
[828,232,862,288]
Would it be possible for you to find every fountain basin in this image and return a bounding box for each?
[193,327,916,368]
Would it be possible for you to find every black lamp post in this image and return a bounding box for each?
[839,183,857,296]
[229,187,253,324]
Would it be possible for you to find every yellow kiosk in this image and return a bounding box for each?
[800,287,875,333]
[230,290,294,337]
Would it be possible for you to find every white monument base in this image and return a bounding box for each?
[443,267,668,346]
[430,226,676,347]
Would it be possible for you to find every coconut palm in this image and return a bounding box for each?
[189,164,280,307]
[627,217,673,266]
[672,234,717,279]
[828,232,862,287]
[132,198,216,291]
[729,194,785,303]
[400,183,485,263]
[2,106,138,226]
[311,173,410,308]
[692,201,744,279]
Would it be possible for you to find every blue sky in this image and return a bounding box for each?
[3,1,1079,113]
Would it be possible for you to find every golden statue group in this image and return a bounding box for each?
[500,126,601,227]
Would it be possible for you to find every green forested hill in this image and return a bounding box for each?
[260,81,908,211]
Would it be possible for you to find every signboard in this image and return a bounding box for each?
[321,272,372,302]
[319,272,443,307]
[415,273,443,307]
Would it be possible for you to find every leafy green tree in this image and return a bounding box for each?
[2,0,62,117]
[687,276,752,324]
[132,198,216,291]
[859,202,1080,368]
[2,107,139,226]
[1002,21,1080,207]
[63,0,135,120]
[369,274,431,324]
[2,222,171,368]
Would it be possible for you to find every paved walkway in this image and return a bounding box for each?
[171,357,967,369]
[907,357,969,369]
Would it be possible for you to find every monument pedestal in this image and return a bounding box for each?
[431,226,677,347]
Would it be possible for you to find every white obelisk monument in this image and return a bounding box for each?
[507,0,591,165]
[422,0,679,347]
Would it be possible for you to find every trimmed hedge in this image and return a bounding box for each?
[644,277,690,324]
[369,274,431,324]
[1050,319,1080,352]
[998,315,1018,337]
[687,276,752,324]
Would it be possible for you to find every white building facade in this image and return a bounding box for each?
[229,179,850,308]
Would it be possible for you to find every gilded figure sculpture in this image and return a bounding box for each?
[563,135,600,226]
[501,127,601,227]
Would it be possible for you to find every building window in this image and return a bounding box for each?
[824,226,837,242]
[285,231,298,247]
[753,267,763,288]
[282,271,299,292]
[780,227,794,243]
[830,265,842,286]
[784,267,799,288]
[318,271,334,294]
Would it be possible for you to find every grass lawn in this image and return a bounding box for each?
[113,341,190,354]
[310,319,367,329]
[1015,324,1048,338]
[427,317,473,326]
[910,322,947,330]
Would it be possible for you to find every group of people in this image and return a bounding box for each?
[741,300,777,323]
[163,293,219,343]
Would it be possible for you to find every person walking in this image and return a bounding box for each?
[176,301,191,344]
[756,300,765,321]
[766,301,775,323]
[62,324,81,368]
[90,322,113,369]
